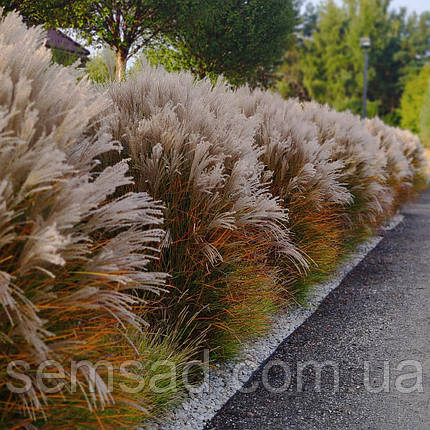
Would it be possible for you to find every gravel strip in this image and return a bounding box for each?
[144,214,404,430]
[206,190,430,430]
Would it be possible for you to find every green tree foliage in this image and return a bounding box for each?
[276,0,430,125]
[85,47,117,84]
[345,0,402,122]
[174,0,295,86]
[276,2,317,99]
[5,0,295,85]
[400,65,430,135]
[2,0,202,80]
[144,0,296,86]
[50,47,81,66]
[0,0,72,24]
[302,0,366,113]
[276,42,309,99]
[397,11,430,77]
[365,9,430,124]
[301,0,402,119]
[419,81,430,148]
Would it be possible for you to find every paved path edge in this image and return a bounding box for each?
[146,214,405,430]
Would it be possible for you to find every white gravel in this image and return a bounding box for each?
[143,214,404,430]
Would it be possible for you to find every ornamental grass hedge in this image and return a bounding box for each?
[0,12,428,429]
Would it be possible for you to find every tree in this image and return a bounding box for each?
[399,65,430,135]
[5,0,296,84]
[276,42,310,99]
[276,0,430,125]
[420,82,430,148]
[344,0,402,122]
[0,0,74,24]
[301,0,368,113]
[275,1,316,99]
[397,11,430,77]
[2,0,202,80]
[68,1,207,80]
[355,6,430,123]
[85,47,117,84]
[298,0,407,118]
[144,0,296,86]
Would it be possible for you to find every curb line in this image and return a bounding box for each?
[147,214,405,430]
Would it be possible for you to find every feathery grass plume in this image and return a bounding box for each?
[0,12,173,428]
[393,127,429,192]
[423,149,430,179]
[233,88,352,298]
[365,117,413,209]
[301,102,392,236]
[105,62,305,359]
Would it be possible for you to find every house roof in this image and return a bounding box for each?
[45,29,90,57]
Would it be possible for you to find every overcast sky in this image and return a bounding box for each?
[389,0,429,14]
[309,0,429,14]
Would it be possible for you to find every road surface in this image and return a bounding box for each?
[206,188,430,430]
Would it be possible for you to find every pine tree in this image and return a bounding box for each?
[279,0,429,124]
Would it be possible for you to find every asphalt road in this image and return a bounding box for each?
[206,188,430,430]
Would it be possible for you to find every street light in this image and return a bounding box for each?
[360,37,371,118]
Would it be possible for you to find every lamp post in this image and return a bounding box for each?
[360,37,371,118]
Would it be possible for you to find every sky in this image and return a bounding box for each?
[389,0,429,14]
[309,0,429,14]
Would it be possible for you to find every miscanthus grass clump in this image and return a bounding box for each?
[394,127,428,190]
[233,92,427,298]
[301,102,392,233]
[0,12,195,429]
[233,89,352,298]
[105,64,305,359]
[366,118,428,205]
[366,116,414,209]
[104,61,427,362]
[1,11,428,429]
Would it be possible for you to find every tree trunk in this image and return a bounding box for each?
[116,48,128,81]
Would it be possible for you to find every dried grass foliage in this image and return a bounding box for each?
[105,66,304,356]
[0,12,168,428]
[1,12,428,429]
